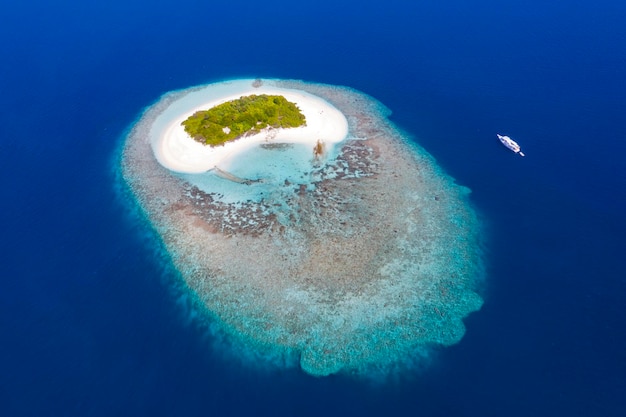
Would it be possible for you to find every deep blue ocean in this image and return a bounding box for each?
[1,1,625,415]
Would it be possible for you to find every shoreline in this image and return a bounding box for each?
[152,80,349,174]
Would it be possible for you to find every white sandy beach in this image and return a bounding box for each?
[152,80,349,174]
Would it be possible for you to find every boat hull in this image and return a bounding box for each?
[497,134,524,156]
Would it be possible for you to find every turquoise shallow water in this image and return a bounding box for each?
[1,0,625,415]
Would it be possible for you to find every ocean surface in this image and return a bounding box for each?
[1,0,625,416]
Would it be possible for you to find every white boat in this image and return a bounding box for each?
[497,134,525,156]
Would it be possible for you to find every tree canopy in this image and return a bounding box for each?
[181,94,306,147]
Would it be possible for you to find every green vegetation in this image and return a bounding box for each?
[181,94,306,147]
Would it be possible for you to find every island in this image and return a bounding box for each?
[182,94,306,146]
[119,78,484,378]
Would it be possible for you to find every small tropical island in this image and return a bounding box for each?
[120,79,485,378]
[182,94,306,146]
[152,83,348,175]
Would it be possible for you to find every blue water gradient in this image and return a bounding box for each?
[1,0,625,415]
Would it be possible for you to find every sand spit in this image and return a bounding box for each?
[120,79,484,377]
